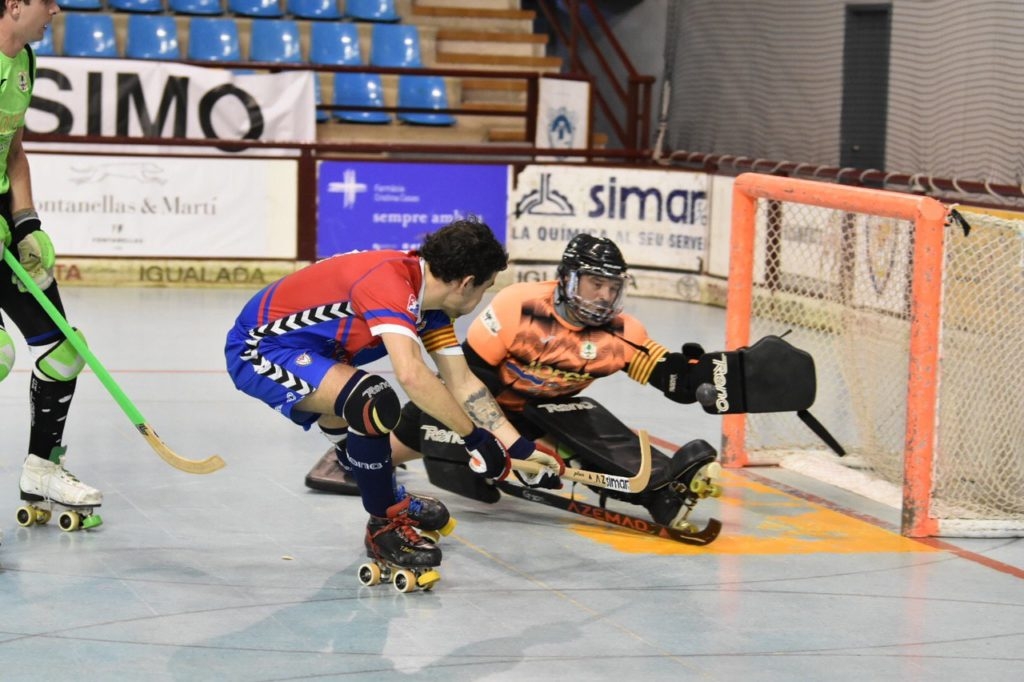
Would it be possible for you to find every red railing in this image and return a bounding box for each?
[534,0,654,154]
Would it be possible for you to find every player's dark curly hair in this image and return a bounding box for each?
[418,216,508,285]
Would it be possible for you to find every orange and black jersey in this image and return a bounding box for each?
[465,281,669,412]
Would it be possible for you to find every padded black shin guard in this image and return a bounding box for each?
[523,396,676,492]
[28,375,76,460]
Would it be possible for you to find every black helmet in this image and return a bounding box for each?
[556,234,628,326]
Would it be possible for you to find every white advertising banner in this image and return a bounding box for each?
[26,58,315,154]
[509,165,709,271]
[534,77,590,161]
[33,154,298,258]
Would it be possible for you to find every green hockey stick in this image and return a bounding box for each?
[3,249,225,474]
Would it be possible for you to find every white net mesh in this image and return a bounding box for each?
[933,209,1024,522]
[741,199,1024,533]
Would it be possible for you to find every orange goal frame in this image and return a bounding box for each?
[723,173,949,537]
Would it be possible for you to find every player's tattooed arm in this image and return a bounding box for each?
[464,387,509,432]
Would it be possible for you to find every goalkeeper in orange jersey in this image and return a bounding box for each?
[307,233,722,530]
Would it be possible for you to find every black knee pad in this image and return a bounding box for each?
[336,371,401,437]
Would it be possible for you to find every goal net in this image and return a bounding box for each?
[724,173,1024,537]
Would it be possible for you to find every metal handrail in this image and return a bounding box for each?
[534,0,654,153]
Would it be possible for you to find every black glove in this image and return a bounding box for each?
[649,343,704,404]
[463,427,511,480]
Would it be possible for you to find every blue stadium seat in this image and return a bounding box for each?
[369,23,421,67]
[108,0,165,13]
[309,23,364,124]
[397,75,455,126]
[345,0,399,22]
[333,73,391,124]
[30,26,56,56]
[56,0,103,9]
[187,17,241,61]
[125,14,181,59]
[287,0,340,21]
[309,23,361,123]
[309,21,361,66]
[227,0,283,18]
[169,0,223,15]
[63,13,119,58]
[249,18,301,63]
[308,23,388,124]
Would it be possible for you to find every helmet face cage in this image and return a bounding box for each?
[557,235,628,326]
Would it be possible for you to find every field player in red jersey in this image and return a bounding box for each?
[225,217,562,588]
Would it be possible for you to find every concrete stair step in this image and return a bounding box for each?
[414,0,521,9]
[461,78,528,104]
[436,52,562,71]
[409,2,536,31]
[436,29,547,58]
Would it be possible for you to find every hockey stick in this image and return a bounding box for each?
[510,428,653,493]
[495,480,722,546]
[3,250,225,474]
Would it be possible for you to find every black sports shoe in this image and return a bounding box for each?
[365,498,443,570]
[395,486,456,535]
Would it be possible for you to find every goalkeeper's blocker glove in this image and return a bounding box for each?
[464,427,512,480]
[510,440,565,490]
[8,211,56,292]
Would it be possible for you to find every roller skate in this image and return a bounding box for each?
[358,497,443,593]
[643,439,722,533]
[16,451,103,532]
[671,439,723,501]
[395,485,457,543]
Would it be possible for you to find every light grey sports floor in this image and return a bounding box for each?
[1,286,1022,681]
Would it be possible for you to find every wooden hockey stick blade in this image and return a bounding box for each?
[510,429,653,493]
[3,250,225,474]
[140,425,225,474]
[496,480,722,546]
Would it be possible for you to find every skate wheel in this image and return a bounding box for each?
[16,506,35,527]
[419,530,441,543]
[37,509,52,524]
[691,462,723,497]
[58,510,81,532]
[393,569,417,593]
[439,517,457,536]
[82,514,103,530]
[358,562,382,587]
[417,569,441,591]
